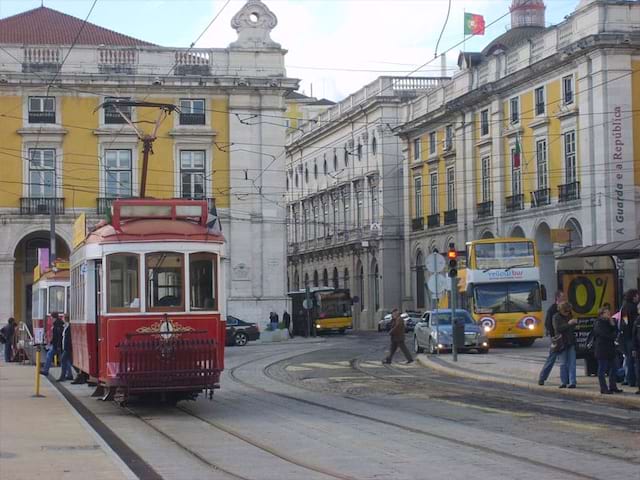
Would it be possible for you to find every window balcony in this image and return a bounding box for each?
[179,113,205,125]
[558,182,580,202]
[531,188,550,208]
[505,194,524,213]
[20,197,64,215]
[444,209,457,225]
[28,111,55,124]
[477,200,493,219]
[427,213,440,228]
[411,217,424,232]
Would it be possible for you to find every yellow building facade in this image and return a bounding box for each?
[398,0,640,311]
[0,3,298,326]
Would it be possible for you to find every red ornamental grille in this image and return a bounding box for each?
[117,336,219,393]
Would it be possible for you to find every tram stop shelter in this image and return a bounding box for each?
[558,239,640,260]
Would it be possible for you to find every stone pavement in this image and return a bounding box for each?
[416,338,640,408]
[0,362,134,480]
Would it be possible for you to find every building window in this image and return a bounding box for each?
[369,178,378,223]
[563,75,574,105]
[28,148,56,198]
[179,98,205,125]
[371,136,377,156]
[342,187,350,232]
[534,86,545,116]
[313,201,319,239]
[413,176,423,218]
[104,149,132,198]
[303,204,310,241]
[333,268,339,289]
[358,263,365,312]
[333,152,338,171]
[354,181,363,229]
[323,156,328,175]
[313,270,319,288]
[480,109,489,136]
[564,130,577,184]
[104,97,131,124]
[429,131,436,155]
[510,97,520,124]
[180,150,205,199]
[305,166,309,184]
[536,139,548,190]
[322,269,329,287]
[357,142,363,161]
[295,172,299,188]
[481,156,491,202]
[107,253,140,312]
[304,272,309,287]
[314,162,318,180]
[286,176,289,192]
[332,192,339,234]
[344,148,349,167]
[373,263,380,312]
[444,125,453,151]
[430,172,438,215]
[511,148,522,195]
[28,96,55,123]
[446,167,455,211]
[413,138,421,160]
[322,197,329,237]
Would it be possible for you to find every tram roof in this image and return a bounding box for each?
[557,239,640,260]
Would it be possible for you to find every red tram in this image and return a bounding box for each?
[32,260,70,345]
[70,199,225,403]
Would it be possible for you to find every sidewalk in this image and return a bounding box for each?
[416,339,640,408]
[0,362,133,480]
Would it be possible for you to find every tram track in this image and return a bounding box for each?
[227,348,639,480]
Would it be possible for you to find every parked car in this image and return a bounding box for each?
[402,312,422,332]
[378,313,393,332]
[226,316,260,346]
[413,309,489,354]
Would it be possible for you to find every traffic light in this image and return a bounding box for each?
[448,244,458,278]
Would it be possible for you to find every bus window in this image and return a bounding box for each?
[190,253,217,311]
[474,241,535,270]
[107,254,140,312]
[146,253,184,311]
[49,286,65,314]
[474,282,541,314]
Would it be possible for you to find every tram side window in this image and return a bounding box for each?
[146,253,184,311]
[50,286,65,314]
[108,254,140,312]
[190,253,217,311]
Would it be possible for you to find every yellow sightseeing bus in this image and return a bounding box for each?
[289,287,353,335]
[461,238,546,346]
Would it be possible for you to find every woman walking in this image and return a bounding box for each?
[593,306,623,394]
[553,302,577,388]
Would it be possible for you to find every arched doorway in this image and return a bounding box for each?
[356,261,364,312]
[511,226,526,238]
[294,270,300,290]
[481,230,495,239]
[565,218,583,248]
[333,267,339,289]
[535,221,556,311]
[343,268,350,291]
[415,250,425,309]
[13,231,70,326]
[322,268,329,287]
[313,270,319,287]
[304,272,309,287]
[370,258,380,313]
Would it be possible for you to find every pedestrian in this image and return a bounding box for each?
[620,289,639,387]
[553,302,578,389]
[57,317,74,382]
[538,291,566,386]
[633,302,640,395]
[382,308,413,364]
[0,317,17,363]
[40,313,64,376]
[269,311,279,331]
[283,310,293,338]
[593,306,623,394]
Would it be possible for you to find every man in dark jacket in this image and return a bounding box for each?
[620,289,639,387]
[538,291,565,385]
[1,317,16,363]
[57,317,74,382]
[632,305,640,394]
[283,310,293,338]
[382,309,413,364]
[593,306,622,394]
[40,313,64,376]
[553,302,578,388]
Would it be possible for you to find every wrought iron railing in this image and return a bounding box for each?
[444,209,457,225]
[531,188,551,208]
[412,217,424,232]
[179,113,206,125]
[505,194,524,212]
[558,182,580,202]
[477,200,493,219]
[427,213,440,228]
[20,197,64,215]
[28,111,55,124]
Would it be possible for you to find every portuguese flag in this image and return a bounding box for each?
[464,12,485,35]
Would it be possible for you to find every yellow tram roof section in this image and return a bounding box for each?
[33,260,70,283]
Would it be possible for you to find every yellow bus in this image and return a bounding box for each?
[289,288,353,335]
[462,238,546,346]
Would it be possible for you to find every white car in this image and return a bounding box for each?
[413,309,489,354]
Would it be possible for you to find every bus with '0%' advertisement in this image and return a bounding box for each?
[288,288,353,335]
[438,238,546,346]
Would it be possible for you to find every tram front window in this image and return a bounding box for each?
[146,253,184,311]
[190,253,217,311]
[107,254,140,312]
[49,286,65,314]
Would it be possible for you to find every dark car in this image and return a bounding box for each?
[226,316,260,346]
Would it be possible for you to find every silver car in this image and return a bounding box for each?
[413,309,489,354]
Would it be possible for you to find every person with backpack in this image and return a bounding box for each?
[0,317,17,363]
[593,306,623,394]
[40,313,64,376]
[553,302,578,388]
[538,291,565,385]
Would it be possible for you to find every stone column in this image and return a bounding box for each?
[0,255,15,321]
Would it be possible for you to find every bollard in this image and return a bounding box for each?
[33,346,44,398]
